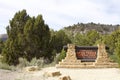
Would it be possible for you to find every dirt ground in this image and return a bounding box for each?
[0,67,120,80]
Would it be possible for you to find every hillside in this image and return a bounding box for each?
[63,22,120,35]
[0,34,8,41]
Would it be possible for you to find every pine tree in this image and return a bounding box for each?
[2,10,29,65]
[24,15,51,60]
[2,10,51,65]
[51,30,71,53]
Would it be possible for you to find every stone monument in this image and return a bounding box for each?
[56,44,119,68]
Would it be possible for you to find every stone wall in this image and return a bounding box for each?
[56,44,82,68]
[95,44,110,63]
[64,44,77,61]
[94,44,118,68]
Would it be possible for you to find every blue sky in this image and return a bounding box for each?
[0,0,120,34]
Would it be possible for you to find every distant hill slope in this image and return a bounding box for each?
[63,22,120,34]
[0,34,8,41]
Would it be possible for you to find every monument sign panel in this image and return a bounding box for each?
[76,46,98,62]
[76,49,97,62]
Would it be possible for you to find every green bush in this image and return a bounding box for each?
[57,49,66,62]
[17,57,44,68]
[115,39,120,65]
[17,58,29,68]
[0,62,15,70]
[0,55,15,70]
[109,54,119,63]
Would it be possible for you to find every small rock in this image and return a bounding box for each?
[25,66,39,72]
[43,71,61,77]
[59,75,71,80]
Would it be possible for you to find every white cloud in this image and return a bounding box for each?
[0,0,120,34]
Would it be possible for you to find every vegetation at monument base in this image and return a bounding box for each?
[0,9,120,66]
[0,40,4,54]
[57,49,66,62]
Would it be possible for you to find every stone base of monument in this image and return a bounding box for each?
[56,59,96,68]
[59,59,81,65]
[94,62,119,68]
[56,65,95,68]
[56,61,119,68]
[56,55,119,68]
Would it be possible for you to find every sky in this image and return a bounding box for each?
[0,0,120,34]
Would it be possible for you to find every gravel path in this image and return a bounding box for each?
[0,67,120,80]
